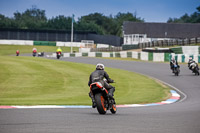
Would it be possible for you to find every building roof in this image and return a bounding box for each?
[123,21,200,38]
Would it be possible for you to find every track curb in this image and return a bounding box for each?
[0,90,180,109]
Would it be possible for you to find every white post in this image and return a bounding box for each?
[71,14,74,53]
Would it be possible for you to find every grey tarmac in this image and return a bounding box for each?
[0,57,200,133]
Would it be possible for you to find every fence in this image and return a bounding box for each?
[48,51,200,63]
[90,47,122,52]
[0,28,123,46]
[138,37,200,49]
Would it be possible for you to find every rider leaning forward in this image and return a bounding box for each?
[88,63,115,108]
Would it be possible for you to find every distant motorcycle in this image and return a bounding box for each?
[56,52,62,59]
[38,52,44,57]
[90,81,116,114]
[16,50,19,56]
[173,64,180,76]
[32,49,37,57]
[189,62,199,76]
[32,52,37,57]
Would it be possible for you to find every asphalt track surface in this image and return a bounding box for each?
[1,57,200,133]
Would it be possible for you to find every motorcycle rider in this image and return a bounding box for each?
[32,48,37,57]
[56,47,62,53]
[32,48,37,53]
[88,63,115,108]
[16,50,19,56]
[188,57,199,72]
[170,57,179,73]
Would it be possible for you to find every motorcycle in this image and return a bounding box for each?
[32,52,37,57]
[90,82,116,114]
[56,52,62,59]
[173,64,180,76]
[16,50,19,56]
[38,52,44,57]
[189,62,199,76]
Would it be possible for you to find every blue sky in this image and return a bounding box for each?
[0,0,199,22]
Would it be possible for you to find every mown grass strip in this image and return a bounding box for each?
[0,45,79,56]
[0,56,171,105]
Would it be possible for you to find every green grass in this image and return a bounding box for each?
[0,45,171,105]
[0,45,79,56]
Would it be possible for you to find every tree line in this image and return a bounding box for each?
[0,7,143,37]
[0,5,199,37]
[167,5,200,23]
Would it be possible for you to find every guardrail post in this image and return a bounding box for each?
[195,38,197,44]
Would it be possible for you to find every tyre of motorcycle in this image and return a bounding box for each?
[194,67,200,76]
[33,53,36,57]
[57,54,60,59]
[95,93,107,114]
[110,100,117,114]
[174,67,180,76]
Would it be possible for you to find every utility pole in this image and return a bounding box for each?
[71,14,74,53]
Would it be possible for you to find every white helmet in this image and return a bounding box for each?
[96,63,105,70]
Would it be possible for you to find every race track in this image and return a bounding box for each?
[1,57,200,133]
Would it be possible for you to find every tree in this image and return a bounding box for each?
[0,14,17,28]
[79,12,144,36]
[13,6,47,29]
[46,15,72,30]
[0,6,145,36]
[114,12,144,36]
[167,5,200,23]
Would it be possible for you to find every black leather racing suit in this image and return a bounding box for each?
[170,60,179,70]
[88,69,115,96]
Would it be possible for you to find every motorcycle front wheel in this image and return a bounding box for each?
[110,104,117,114]
[95,93,107,114]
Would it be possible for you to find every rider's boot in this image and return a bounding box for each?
[108,87,115,99]
[89,92,96,108]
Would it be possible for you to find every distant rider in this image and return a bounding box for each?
[170,57,179,73]
[188,57,199,72]
[56,47,62,53]
[32,48,37,53]
[16,50,19,56]
[88,63,115,108]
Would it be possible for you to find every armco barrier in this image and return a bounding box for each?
[102,52,110,57]
[171,47,183,54]
[49,51,200,63]
[153,53,164,62]
[140,52,148,61]
[182,46,199,55]
[127,52,132,58]
[199,55,200,63]
[199,47,200,54]
[82,53,88,57]
[164,53,170,62]
[122,44,139,50]
[88,52,95,57]
[148,52,153,61]
[0,40,33,45]
[34,41,56,46]
[96,52,102,57]
[120,52,127,58]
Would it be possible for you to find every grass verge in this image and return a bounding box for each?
[0,45,171,105]
[0,45,79,56]
[0,56,171,105]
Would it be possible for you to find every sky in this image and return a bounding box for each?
[0,0,199,22]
